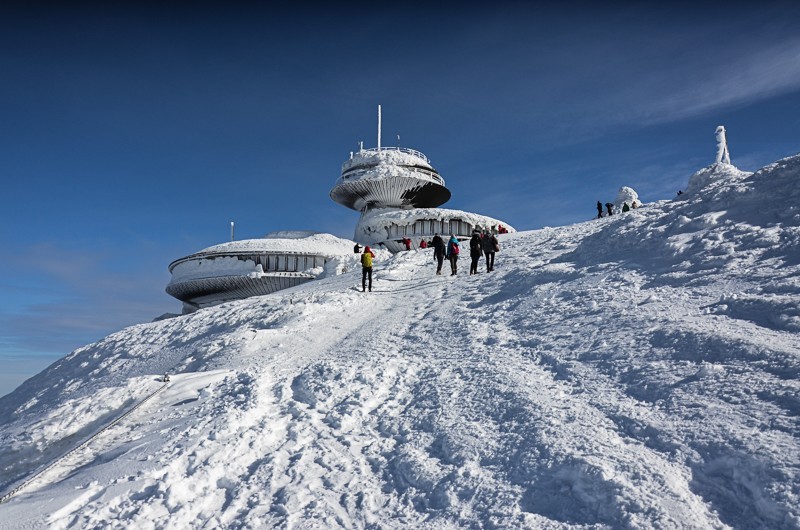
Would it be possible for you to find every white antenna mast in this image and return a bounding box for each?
[377,104,382,151]
[230,221,235,241]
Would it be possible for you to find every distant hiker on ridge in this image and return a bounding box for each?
[361,246,375,292]
[605,202,614,216]
[469,232,483,275]
[482,231,498,272]
[353,243,361,253]
[622,202,630,212]
[446,235,460,276]
[597,201,603,218]
[432,233,445,275]
[402,237,412,251]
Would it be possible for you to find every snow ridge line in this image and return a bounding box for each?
[0,381,170,505]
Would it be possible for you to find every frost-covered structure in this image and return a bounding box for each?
[614,186,640,211]
[330,107,514,252]
[331,148,450,211]
[166,231,354,312]
[683,126,749,197]
[715,125,731,165]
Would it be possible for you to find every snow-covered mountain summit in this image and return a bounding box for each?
[1,154,798,529]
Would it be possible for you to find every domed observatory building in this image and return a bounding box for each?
[330,106,514,253]
[166,231,354,313]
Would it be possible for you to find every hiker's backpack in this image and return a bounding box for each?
[361,252,373,267]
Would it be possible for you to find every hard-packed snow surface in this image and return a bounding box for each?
[1,155,799,529]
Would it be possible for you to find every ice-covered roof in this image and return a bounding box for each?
[358,207,514,234]
[342,147,433,173]
[192,232,354,257]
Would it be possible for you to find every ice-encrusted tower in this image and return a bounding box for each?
[329,106,451,212]
[715,125,731,165]
[330,106,513,253]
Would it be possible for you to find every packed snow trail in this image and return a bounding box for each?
[42,236,725,528]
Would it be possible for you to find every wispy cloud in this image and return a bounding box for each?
[0,241,176,360]
[635,40,800,124]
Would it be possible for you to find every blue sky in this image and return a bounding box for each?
[2,2,799,396]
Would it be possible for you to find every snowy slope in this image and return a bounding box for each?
[0,155,798,529]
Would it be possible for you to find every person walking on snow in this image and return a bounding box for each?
[482,231,498,272]
[605,202,614,216]
[596,201,603,218]
[469,232,483,275]
[361,246,375,292]
[447,235,460,276]
[431,233,445,275]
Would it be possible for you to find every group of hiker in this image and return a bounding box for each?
[355,230,501,292]
[596,200,640,218]
[426,230,500,276]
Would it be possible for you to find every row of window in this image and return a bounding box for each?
[236,254,324,273]
[385,219,476,238]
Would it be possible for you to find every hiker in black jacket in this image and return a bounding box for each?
[482,231,498,272]
[431,234,445,275]
[469,232,483,275]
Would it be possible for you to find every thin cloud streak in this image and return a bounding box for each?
[637,41,800,124]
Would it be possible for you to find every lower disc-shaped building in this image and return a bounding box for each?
[166,231,354,312]
[354,206,511,253]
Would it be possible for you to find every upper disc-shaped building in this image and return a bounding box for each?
[330,106,513,253]
[330,147,451,211]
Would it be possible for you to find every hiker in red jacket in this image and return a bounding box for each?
[446,235,460,276]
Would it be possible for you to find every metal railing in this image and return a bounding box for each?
[359,146,430,163]
[335,166,445,187]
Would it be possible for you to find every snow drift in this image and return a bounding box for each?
[0,155,798,529]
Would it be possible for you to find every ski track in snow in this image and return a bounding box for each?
[1,158,799,529]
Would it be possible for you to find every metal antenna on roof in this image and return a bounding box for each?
[377,104,382,152]
[230,221,235,241]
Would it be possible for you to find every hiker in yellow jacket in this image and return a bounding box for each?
[361,246,375,292]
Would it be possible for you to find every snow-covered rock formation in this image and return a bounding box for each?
[1,150,799,529]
